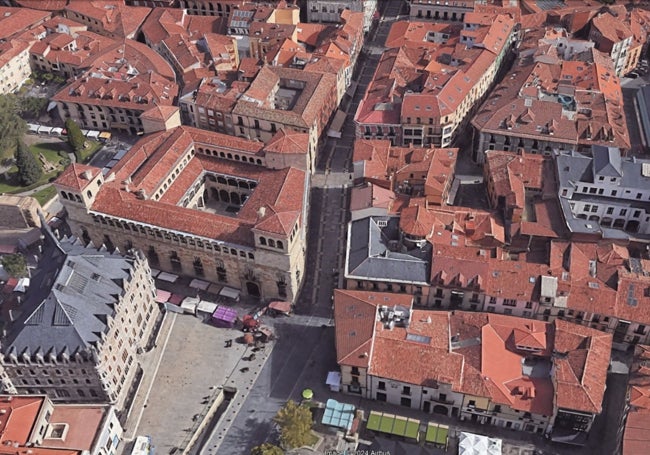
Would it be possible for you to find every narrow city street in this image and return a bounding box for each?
[207,2,405,454]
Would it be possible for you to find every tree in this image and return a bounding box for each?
[0,254,27,278]
[19,96,48,118]
[250,443,283,455]
[274,400,314,449]
[14,139,42,186]
[65,118,86,154]
[0,94,26,158]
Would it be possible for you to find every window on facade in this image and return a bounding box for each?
[378,381,386,390]
[147,246,159,266]
[277,276,287,298]
[193,257,204,277]
[216,261,227,282]
[260,237,267,246]
[170,251,182,272]
[268,239,276,248]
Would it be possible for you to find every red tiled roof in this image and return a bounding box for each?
[553,319,611,413]
[55,163,100,191]
[0,395,45,444]
[65,1,151,38]
[14,0,67,11]
[472,47,630,150]
[68,126,306,246]
[338,302,610,415]
[264,129,309,155]
[140,105,179,122]
[334,289,413,369]
[0,7,51,40]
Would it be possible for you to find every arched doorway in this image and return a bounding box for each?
[219,189,229,202]
[230,192,241,205]
[246,281,260,297]
[433,405,448,416]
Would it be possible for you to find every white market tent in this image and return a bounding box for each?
[86,130,100,139]
[189,278,210,290]
[180,296,199,314]
[326,371,341,392]
[157,272,178,283]
[14,277,30,293]
[218,286,240,301]
[458,432,501,455]
[196,300,218,314]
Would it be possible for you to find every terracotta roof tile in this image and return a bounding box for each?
[65,1,151,39]
[0,6,51,40]
[55,163,101,191]
[338,303,610,415]
[264,129,309,155]
[66,126,307,246]
[0,395,45,444]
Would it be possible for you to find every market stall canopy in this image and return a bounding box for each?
[189,278,210,290]
[155,289,171,303]
[458,432,501,455]
[218,286,240,300]
[157,272,178,283]
[196,300,218,314]
[326,371,341,392]
[425,423,448,447]
[321,399,355,430]
[366,411,420,440]
[268,300,292,314]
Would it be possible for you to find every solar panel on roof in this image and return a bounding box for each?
[406,333,431,344]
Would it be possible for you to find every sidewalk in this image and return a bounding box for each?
[121,311,177,442]
[195,336,276,454]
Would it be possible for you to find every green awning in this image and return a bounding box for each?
[436,425,448,444]
[379,413,396,433]
[425,423,439,443]
[405,419,420,439]
[393,417,407,436]
[366,412,419,440]
[425,423,448,445]
[367,411,382,431]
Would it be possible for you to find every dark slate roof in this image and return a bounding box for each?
[346,216,430,284]
[2,229,134,359]
[592,145,622,178]
[556,152,593,187]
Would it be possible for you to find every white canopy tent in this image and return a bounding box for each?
[458,432,501,455]
[326,371,341,392]
[189,278,210,290]
[218,286,240,301]
[157,272,178,283]
[196,300,218,314]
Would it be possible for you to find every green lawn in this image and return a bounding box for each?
[29,141,70,166]
[0,139,102,194]
[32,185,57,206]
[78,140,102,163]
[0,141,69,194]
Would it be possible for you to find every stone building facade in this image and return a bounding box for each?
[0,229,160,411]
[54,126,309,302]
